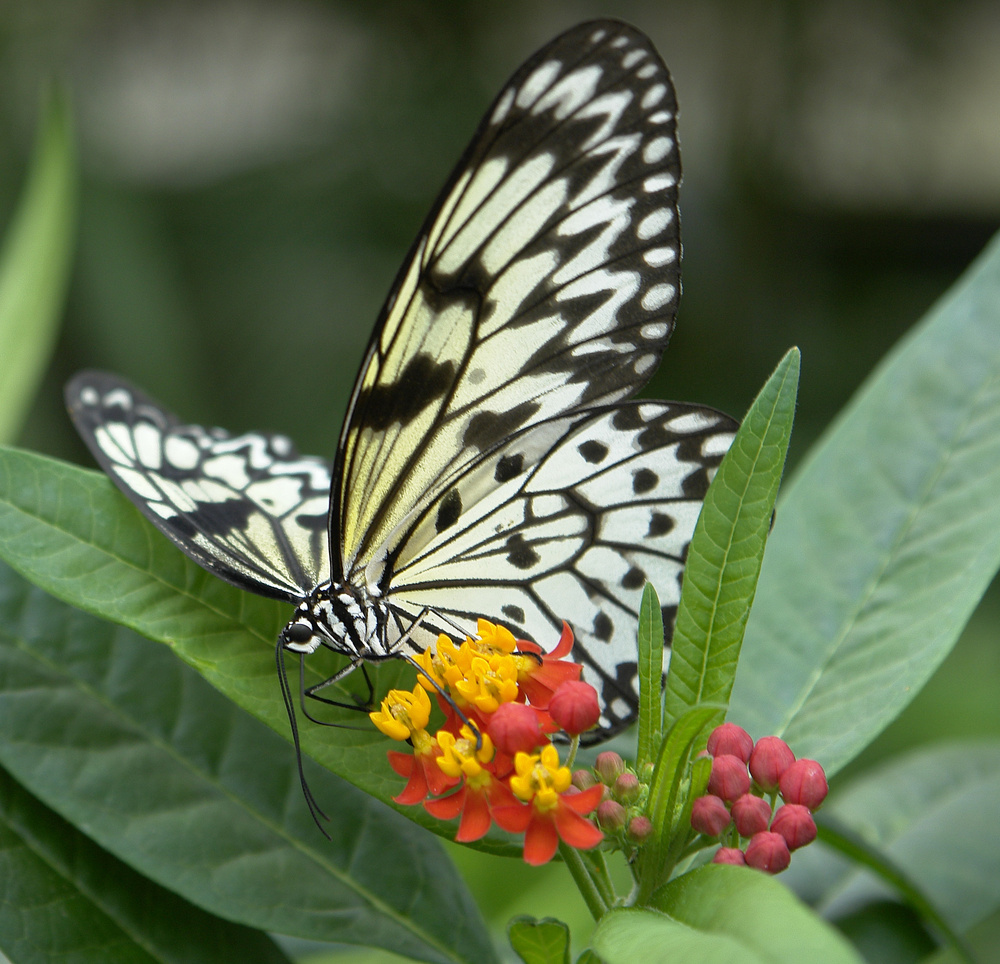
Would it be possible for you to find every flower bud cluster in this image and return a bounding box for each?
[573,750,653,854]
[690,724,828,873]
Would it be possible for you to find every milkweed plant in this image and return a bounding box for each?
[0,82,1000,964]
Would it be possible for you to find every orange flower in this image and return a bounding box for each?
[515,623,583,708]
[492,744,604,865]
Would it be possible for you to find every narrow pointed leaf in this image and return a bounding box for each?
[732,233,1000,773]
[636,583,664,771]
[663,349,798,729]
[0,89,76,443]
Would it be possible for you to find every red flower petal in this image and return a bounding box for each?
[559,783,604,815]
[492,802,533,834]
[387,751,414,779]
[523,814,560,866]
[553,805,603,850]
[456,789,492,842]
[424,788,465,820]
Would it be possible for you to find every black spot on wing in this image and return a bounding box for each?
[648,512,674,537]
[502,604,526,624]
[166,499,255,538]
[505,533,540,571]
[356,353,455,431]
[578,440,609,464]
[593,611,613,642]
[632,468,658,494]
[436,488,462,532]
[621,566,646,590]
[495,453,524,482]
[295,511,327,531]
[463,400,541,452]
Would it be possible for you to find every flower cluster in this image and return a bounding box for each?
[371,619,605,865]
[690,724,828,873]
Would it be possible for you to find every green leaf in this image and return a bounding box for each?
[0,89,76,443]
[635,704,719,902]
[592,867,863,963]
[663,349,798,730]
[0,766,290,964]
[783,740,1000,939]
[636,583,664,771]
[0,562,498,964]
[507,917,570,964]
[731,233,1000,774]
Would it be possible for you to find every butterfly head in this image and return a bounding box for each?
[279,582,388,659]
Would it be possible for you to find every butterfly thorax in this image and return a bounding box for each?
[280,582,390,659]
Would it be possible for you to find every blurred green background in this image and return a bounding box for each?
[1,0,997,957]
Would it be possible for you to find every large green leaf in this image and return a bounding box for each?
[0,766,290,964]
[663,348,797,728]
[0,89,76,444]
[731,232,1000,774]
[592,866,862,963]
[0,562,498,964]
[784,740,1000,936]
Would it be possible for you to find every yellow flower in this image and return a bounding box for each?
[509,744,572,811]
[436,726,495,784]
[415,633,470,695]
[369,685,432,741]
[468,618,518,656]
[452,652,521,713]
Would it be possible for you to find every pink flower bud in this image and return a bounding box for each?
[712,847,747,866]
[572,769,597,791]
[594,751,626,785]
[744,831,791,874]
[707,723,753,762]
[779,759,828,810]
[749,736,795,792]
[770,804,817,850]
[707,754,751,802]
[613,772,641,804]
[548,680,601,735]
[691,794,732,836]
[487,702,545,755]
[627,815,653,844]
[731,793,771,837]
[595,800,627,831]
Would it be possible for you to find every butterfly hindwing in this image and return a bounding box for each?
[371,400,737,736]
[65,371,332,601]
[336,21,684,578]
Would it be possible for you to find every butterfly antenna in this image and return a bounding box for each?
[275,640,331,837]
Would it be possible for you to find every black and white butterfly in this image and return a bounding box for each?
[67,21,736,760]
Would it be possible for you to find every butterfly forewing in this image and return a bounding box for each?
[336,21,683,578]
[66,372,333,601]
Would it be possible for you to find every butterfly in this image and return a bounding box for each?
[66,21,737,774]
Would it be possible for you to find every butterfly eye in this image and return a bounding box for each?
[284,623,314,646]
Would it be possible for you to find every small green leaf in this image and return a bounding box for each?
[663,349,798,732]
[636,583,664,771]
[635,704,720,902]
[0,88,76,443]
[0,766,291,964]
[732,232,1000,773]
[508,916,571,964]
[593,867,863,963]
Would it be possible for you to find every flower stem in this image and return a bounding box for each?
[559,843,609,920]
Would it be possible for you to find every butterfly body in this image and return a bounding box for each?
[67,20,738,743]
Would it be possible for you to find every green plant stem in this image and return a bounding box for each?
[581,847,616,908]
[560,843,609,920]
